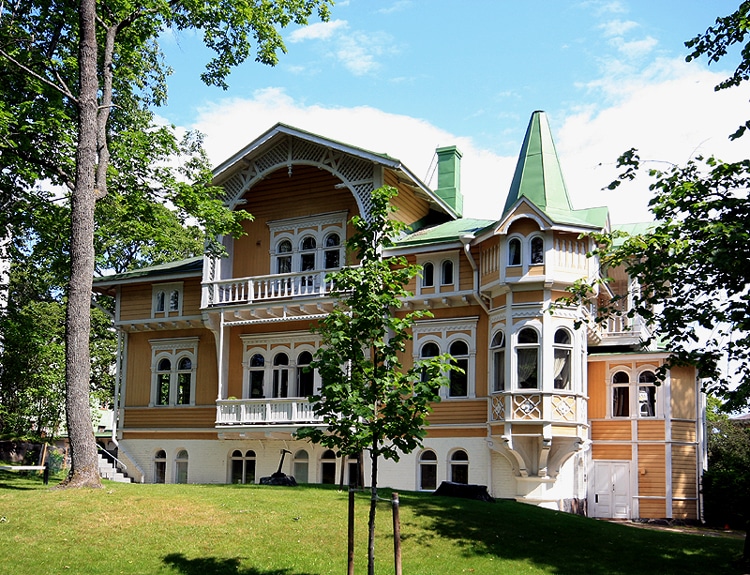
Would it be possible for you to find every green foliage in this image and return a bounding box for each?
[297,186,452,462]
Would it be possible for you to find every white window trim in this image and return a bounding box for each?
[268,212,347,275]
[416,252,459,294]
[152,282,184,318]
[149,337,199,407]
[511,321,542,391]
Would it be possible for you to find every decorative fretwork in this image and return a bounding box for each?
[551,395,577,421]
[513,394,541,420]
[491,395,505,421]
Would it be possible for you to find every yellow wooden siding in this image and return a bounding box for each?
[492,294,507,308]
[587,362,607,419]
[639,499,666,519]
[672,444,697,499]
[638,444,666,497]
[507,217,540,236]
[671,420,697,443]
[123,407,216,428]
[120,284,153,321]
[232,166,359,279]
[385,170,433,224]
[426,428,487,438]
[427,400,487,425]
[457,255,473,293]
[182,278,202,316]
[527,265,544,277]
[671,500,698,520]
[591,420,631,441]
[670,365,697,420]
[479,237,500,283]
[513,290,543,304]
[637,420,666,441]
[592,443,632,460]
[122,431,219,440]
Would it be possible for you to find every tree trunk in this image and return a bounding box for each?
[368,446,378,575]
[60,0,102,489]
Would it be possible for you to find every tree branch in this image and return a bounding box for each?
[0,46,78,103]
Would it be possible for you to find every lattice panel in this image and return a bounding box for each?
[551,395,576,421]
[513,394,541,420]
[491,395,505,421]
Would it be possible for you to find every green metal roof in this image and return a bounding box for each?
[502,111,608,229]
[394,218,494,247]
[93,256,203,286]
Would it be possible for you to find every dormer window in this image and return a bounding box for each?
[508,238,522,266]
[441,260,454,285]
[530,236,544,264]
[152,282,183,317]
[422,262,434,288]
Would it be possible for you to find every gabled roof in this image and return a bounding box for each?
[500,111,608,230]
[93,257,203,289]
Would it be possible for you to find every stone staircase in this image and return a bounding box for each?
[98,453,132,483]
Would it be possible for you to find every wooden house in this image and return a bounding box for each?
[94,112,705,520]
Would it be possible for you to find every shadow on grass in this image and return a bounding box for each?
[162,553,317,575]
[399,492,745,575]
[0,470,46,491]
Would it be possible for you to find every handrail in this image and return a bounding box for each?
[97,444,128,472]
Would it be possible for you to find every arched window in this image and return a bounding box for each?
[321,449,337,484]
[448,340,469,397]
[490,331,505,392]
[422,262,434,288]
[419,450,438,491]
[276,239,292,274]
[168,289,180,312]
[293,450,309,483]
[324,233,341,269]
[300,236,317,272]
[175,450,188,484]
[154,450,167,484]
[156,358,171,405]
[248,353,265,398]
[441,260,454,285]
[516,328,539,389]
[155,291,166,312]
[508,238,521,266]
[612,371,630,417]
[297,351,314,397]
[553,329,572,390]
[230,449,256,484]
[530,236,544,264]
[638,370,657,417]
[420,342,440,382]
[176,357,192,405]
[272,353,290,398]
[450,450,469,484]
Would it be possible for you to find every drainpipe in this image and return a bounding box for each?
[460,234,490,314]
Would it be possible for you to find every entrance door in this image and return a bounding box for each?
[591,461,630,518]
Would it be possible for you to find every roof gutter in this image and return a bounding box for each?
[460,233,490,314]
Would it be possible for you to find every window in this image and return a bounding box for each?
[490,331,505,392]
[175,450,188,484]
[248,353,265,398]
[230,450,256,484]
[420,342,440,382]
[324,233,341,269]
[441,260,454,285]
[508,238,521,266]
[272,353,290,398]
[152,282,183,317]
[154,450,167,484]
[450,450,469,484]
[448,340,469,397]
[150,338,198,407]
[638,371,657,417]
[297,351,314,397]
[300,236,317,272]
[276,239,292,274]
[293,450,309,483]
[321,450,337,484]
[530,236,544,264]
[553,329,572,390]
[419,450,437,490]
[422,262,434,288]
[516,328,539,389]
[612,371,630,417]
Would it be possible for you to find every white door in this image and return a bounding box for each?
[591,461,630,519]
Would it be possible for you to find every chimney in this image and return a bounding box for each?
[435,145,463,217]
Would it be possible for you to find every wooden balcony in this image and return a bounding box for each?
[490,392,587,424]
[204,270,335,308]
[215,398,323,427]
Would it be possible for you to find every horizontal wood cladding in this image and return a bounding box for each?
[671,420,697,443]
[638,444,666,497]
[507,217,540,236]
[123,407,216,429]
[671,500,698,520]
[591,420,631,441]
[427,400,487,425]
[592,443,632,460]
[120,284,152,320]
[670,365,697,420]
[384,169,432,224]
[122,431,219,440]
[181,278,202,316]
[637,420,665,441]
[425,427,487,438]
[233,166,360,279]
[512,290,543,304]
[587,363,607,419]
[672,445,697,499]
[638,499,666,519]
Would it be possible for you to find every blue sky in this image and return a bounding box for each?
[158,0,748,224]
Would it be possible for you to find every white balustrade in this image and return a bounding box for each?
[205,271,336,306]
[216,398,323,426]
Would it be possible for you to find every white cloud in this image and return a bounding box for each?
[599,19,639,38]
[612,35,658,59]
[288,19,349,43]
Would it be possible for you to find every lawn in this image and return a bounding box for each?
[0,470,744,575]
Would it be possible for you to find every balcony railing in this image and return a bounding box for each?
[205,270,335,307]
[216,398,324,426]
[490,392,587,424]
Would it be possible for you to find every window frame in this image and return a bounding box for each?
[267,212,347,276]
[552,328,573,391]
[515,326,540,390]
[449,449,469,484]
[149,337,198,407]
[490,330,506,393]
[418,449,438,491]
[152,282,184,318]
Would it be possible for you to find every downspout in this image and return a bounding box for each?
[459,234,490,314]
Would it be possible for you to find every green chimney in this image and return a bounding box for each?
[435,145,463,217]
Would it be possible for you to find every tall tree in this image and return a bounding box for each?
[297,186,454,575]
[0,0,331,488]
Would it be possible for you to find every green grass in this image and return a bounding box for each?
[0,470,744,575]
